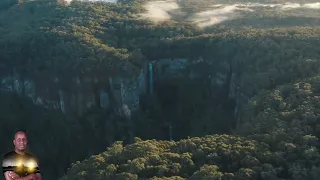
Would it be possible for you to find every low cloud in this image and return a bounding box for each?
[139,1,320,27]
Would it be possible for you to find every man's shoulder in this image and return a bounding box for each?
[2,151,38,160]
[25,152,35,157]
[2,151,16,159]
[25,152,40,163]
[2,151,16,167]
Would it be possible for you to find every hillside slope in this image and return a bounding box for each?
[59,75,320,179]
[57,1,320,179]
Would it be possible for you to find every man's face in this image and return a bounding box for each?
[13,133,27,151]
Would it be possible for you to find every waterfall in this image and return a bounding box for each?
[58,90,66,113]
[149,63,153,95]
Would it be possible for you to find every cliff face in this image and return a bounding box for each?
[151,57,244,98]
[0,68,147,116]
[0,58,245,120]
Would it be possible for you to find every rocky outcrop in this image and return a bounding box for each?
[0,58,248,119]
[0,68,147,116]
[151,57,250,124]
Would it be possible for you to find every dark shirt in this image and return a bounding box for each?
[2,151,40,177]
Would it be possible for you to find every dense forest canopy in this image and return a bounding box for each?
[0,0,320,179]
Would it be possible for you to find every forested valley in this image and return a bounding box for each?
[0,0,320,179]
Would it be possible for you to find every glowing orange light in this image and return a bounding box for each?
[17,160,23,168]
[26,160,37,171]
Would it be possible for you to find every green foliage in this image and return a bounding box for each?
[60,90,320,179]
[59,130,318,179]
[0,0,18,11]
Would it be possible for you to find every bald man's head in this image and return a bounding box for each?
[13,131,28,152]
[14,131,27,139]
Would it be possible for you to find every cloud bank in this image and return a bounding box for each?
[139,1,320,27]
